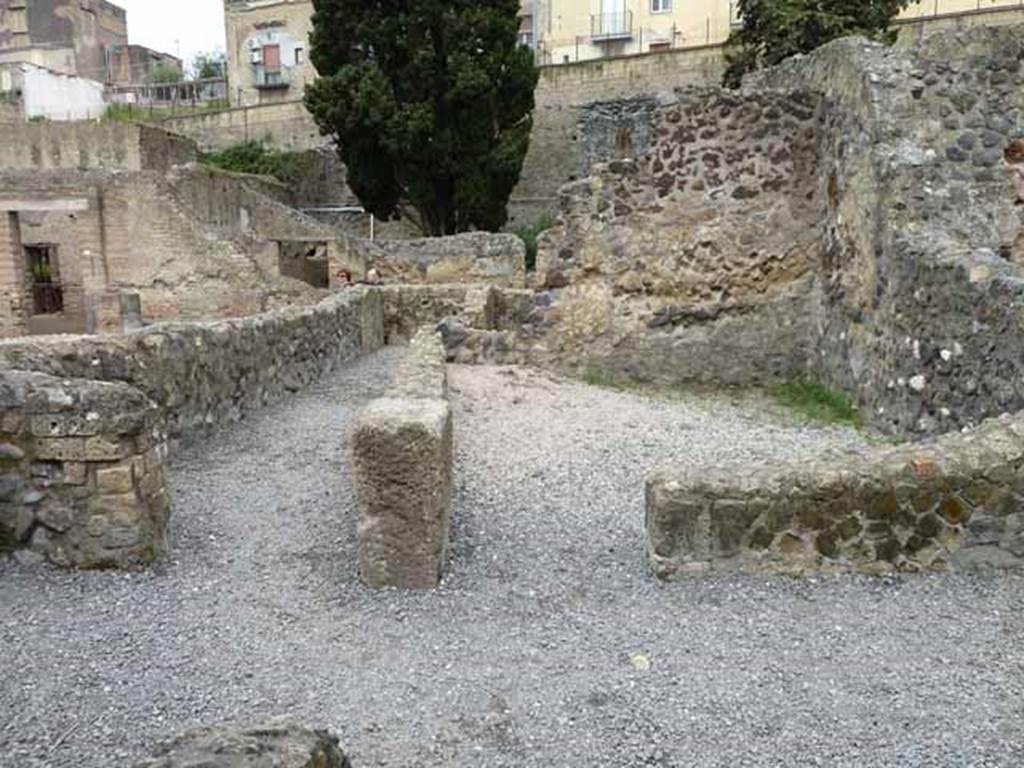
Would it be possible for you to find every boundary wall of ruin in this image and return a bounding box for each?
[0,122,196,173]
[353,327,453,589]
[647,411,1024,577]
[0,289,384,568]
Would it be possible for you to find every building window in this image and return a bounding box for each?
[295,47,304,65]
[262,44,282,74]
[651,0,671,12]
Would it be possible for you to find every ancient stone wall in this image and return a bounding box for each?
[0,289,384,438]
[741,28,1024,437]
[528,87,824,384]
[339,233,527,289]
[353,328,453,589]
[380,283,533,345]
[647,410,1024,577]
[0,122,195,173]
[160,100,320,153]
[0,369,170,569]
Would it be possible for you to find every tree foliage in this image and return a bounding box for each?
[723,0,909,88]
[305,0,538,236]
[147,63,184,85]
[192,52,226,80]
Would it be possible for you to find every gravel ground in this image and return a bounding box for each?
[1,349,1022,767]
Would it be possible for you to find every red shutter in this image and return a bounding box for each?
[262,45,281,73]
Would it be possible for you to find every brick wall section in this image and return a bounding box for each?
[646,411,1024,577]
[0,369,170,569]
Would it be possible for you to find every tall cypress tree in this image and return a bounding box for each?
[724,0,910,88]
[305,0,538,236]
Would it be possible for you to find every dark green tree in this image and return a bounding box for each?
[305,0,538,235]
[723,0,910,88]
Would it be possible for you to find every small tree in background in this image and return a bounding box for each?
[305,0,538,236]
[147,63,184,85]
[723,0,910,88]
[192,52,226,80]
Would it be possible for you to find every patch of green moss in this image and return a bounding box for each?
[769,379,863,429]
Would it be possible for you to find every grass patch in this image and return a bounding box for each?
[102,101,230,123]
[770,379,863,428]
[512,213,554,272]
[581,366,635,390]
[199,141,305,185]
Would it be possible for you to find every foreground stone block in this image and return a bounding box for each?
[646,413,1024,578]
[0,370,170,569]
[354,397,453,589]
[352,327,453,589]
[134,719,350,768]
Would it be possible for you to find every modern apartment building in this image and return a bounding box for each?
[222,0,1024,105]
[522,0,1023,64]
[224,0,317,107]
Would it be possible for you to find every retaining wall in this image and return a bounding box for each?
[647,412,1024,578]
[0,288,384,438]
[353,328,453,589]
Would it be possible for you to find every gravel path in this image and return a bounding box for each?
[1,350,1022,767]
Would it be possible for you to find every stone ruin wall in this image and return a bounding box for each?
[767,30,1024,438]
[531,86,824,385]
[0,289,384,567]
[0,369,170,569]
[451,25,1024,441]
[648,410,1024,577]
[337,232,526,290]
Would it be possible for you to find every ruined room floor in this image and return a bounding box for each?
[1,348,1022,768]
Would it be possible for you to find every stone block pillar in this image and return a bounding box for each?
[353,397,453,589]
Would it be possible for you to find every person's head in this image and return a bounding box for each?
[336,269,352,284]
[366,268,382,285]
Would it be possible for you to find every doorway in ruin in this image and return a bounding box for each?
[277,241,329,288]
[25,244,64,315]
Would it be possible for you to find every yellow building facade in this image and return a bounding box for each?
[520,0,1024,65]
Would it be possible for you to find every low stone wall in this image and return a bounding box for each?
[353,328,453,589]
[0,370,170,569]
[380,283,533,345]
[0,288,384,438]
[646,413,1024,578]
[338,233,527,288]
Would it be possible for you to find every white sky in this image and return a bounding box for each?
[114,0,227,72]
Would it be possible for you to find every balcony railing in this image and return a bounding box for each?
[254,66,290,90]
[591,11,633,42]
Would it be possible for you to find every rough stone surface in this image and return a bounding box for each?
[134,719,350,768]
[778,28,1024,437]
[0,370,169,569]
[380,284,532,345]
[339,232,527,288]
[530,86,823,384]
[353,329,453,589]
[647,411,1024,578]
